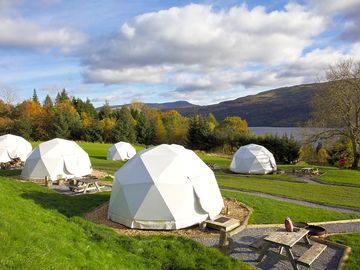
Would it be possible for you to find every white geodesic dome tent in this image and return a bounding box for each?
[230,144,277,174]
[21,138,92,181]
[108,144,224,230]
[107,142,136,161]
[0,134,32,163]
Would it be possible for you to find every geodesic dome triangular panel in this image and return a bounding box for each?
[108,144,224,230]
[230,143,277,174]
[0,134,32,163]
[107,142,136,161]
[21,138,92,181]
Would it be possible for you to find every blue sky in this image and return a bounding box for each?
[0,0,359,107]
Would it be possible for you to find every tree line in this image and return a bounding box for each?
[0,89,300,163]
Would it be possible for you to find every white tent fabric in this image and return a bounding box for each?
[107,142,136,161]
[0,134,32,163]
[21,138,92,181]
[108,144,224,230]
[230,144,277,174]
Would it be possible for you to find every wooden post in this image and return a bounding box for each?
[45,176,52,187]
[219,229,229,247]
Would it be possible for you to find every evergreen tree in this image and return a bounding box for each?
[187,115,213,150]
[112,107,136,143]
[17,114,33,140]
[32,89,39,104]
[52,112,71,139]
[98,101,112,120]
[55,89,70,104]
[136,111,153,145]
[43,95,53,109]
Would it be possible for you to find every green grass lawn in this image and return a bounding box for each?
[217,174,360,209]
[30,141,360,209]
[221,191,360,224]
[279,164,360,186]
[0,176,250,270]
[327,233,360,270]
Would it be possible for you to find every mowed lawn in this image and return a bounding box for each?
[0,176,250,270]
[279,164,360,187]
[3,141,358,269]
[79,142,360,209]
[30,141,360,209]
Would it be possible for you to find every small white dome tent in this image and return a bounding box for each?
[107,142,136,161]
[0,134,32,163]
[230,144,277,174]
[21,138,92,181]
[108,144,224,230]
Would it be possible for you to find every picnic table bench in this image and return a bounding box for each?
[68,177,102,194]
[257,228,326,269]
[295,167,320,175]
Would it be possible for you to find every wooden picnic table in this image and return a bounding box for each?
[257,228,311,270]
[68,177,102,194]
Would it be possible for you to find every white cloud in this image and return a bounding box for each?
[84,66,168,84]
[83,3,326,70]
[0,17,86,51]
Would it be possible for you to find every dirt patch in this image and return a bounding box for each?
[84,198,250,237]
[91,169,110,178]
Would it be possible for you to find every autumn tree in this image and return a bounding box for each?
[15,100,44,140]
[310,59,360,169]
[207,113,218,130]
[0,100,15,134]
[162,110,188,145]
[52,100,81,139]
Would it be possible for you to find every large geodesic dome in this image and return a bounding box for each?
[230,144,277,174]
[107,142,136,161]
[21,138,92,181]
[0,134,32,163]
[108,144,224,230]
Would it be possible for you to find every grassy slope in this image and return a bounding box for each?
[327,233,360,270]
[221,191,360,224]
[0,177,249,270]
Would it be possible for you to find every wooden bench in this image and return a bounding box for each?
[297,243,327,268]
[205,216,244,247]
[219,224,246,247]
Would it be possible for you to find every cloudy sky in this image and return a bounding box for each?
[0,0,359,106]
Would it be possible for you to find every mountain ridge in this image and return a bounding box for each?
[103,82,320,127]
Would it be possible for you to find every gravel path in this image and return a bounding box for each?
[221,187,360,214]
[194,227,344,270]
[312,221,360,234]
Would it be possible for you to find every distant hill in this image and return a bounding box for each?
[101,83,320,127]
[146,101,198,110]
[170,83,319,126]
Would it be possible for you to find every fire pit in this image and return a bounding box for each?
[306,225,327,237]
[293,222,327,237]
